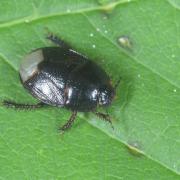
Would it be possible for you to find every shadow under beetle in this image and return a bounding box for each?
[3,33,120,132]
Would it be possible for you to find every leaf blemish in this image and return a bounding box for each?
[104,30,108,34]
[24,19,30,23]
[103,15,108,20]
[127,141,144,157]
[92,44,96,48]
[117,35,133,50]
[89,33,94,37]
[66,9,71,13]
[171,54,175,58]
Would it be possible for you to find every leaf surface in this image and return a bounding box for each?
[0,0,179,179]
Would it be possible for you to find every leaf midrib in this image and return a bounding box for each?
[0,0,136,28]
[83,117,180,176]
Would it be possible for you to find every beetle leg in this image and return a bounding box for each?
[60,111,77,132]
[93,112,114,129]
[46,33,70,49]
[2,100,45,110]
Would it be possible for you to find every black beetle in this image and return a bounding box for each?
[3,33,120,131]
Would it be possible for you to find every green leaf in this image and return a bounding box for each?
[0,0,179,179]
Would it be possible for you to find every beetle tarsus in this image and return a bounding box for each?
[94,112,114,129]
[46,33,70,49]
[59,111,77,132]
[2,100,45,110]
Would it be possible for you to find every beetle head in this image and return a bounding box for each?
[98,84,115,106]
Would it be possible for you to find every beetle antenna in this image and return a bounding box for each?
[114,78,121,90]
